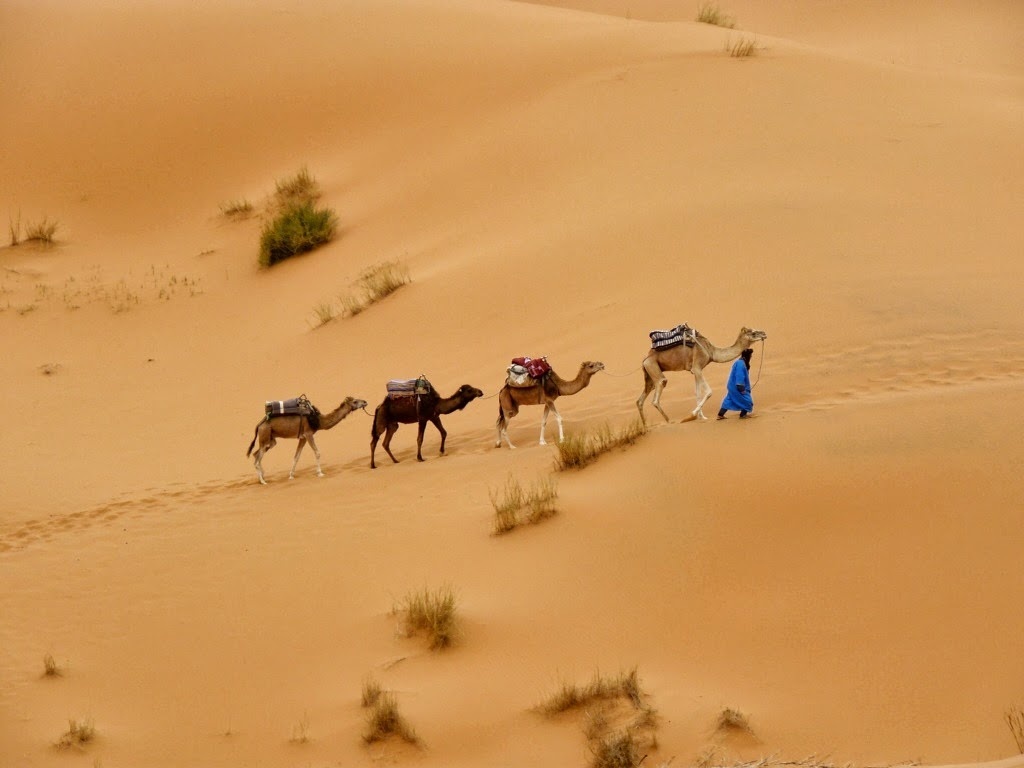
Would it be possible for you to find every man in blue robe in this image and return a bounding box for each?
[717,348,754,419]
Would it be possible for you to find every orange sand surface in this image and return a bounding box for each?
[2,1,1023,766]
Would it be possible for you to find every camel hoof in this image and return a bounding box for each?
[317,472,325,477]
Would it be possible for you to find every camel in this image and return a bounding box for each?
[495,361,605,448]
[636,326,767,424]
[370,383,484,469]
[246,396,367,484]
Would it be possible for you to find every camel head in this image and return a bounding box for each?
[581,361,606,375]
[457,385,485,402]
[344,397,369,411]
[741,327,767,344]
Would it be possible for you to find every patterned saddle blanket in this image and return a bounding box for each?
[265,395,315,417]
[507,356,550,388]
[386,377,432,399]
[649,323,696,350]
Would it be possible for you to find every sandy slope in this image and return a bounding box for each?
[2,1,1023,766]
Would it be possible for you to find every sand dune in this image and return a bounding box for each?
[2,0,1023,766]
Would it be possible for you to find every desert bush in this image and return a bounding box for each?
[1006,705,1024,753]
[394,585,458,650]
[311,301,336,326]
[491,475,558,535]
[555,420,645,472]
[728,37,758,57]
[362,691,419,745]
[220,199,254,218]
[340,260,411,316]
[258,201,338,267]
[43,653,61,677]
[697,2,735,28]
[56,717,95,749]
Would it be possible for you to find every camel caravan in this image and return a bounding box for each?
[245,325,766,483]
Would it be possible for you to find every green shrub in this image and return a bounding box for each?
[259,202,337,267]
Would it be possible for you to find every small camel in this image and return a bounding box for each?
[370,383,484,469]
[636,326,767,424]
[246,396,367,484]
[496,360,605,448]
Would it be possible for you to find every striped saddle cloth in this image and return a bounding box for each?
[649,324,696,350]
[265,395,314,417]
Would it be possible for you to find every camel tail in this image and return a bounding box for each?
[246,429,257,457]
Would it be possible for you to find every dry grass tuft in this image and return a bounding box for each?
[362,691,419,745]
[555,420,646,472]
[9,212,21,246]
[56,718,95,749]
[716,706,754,735]
[220,199,254,219]
[339,260,411,317]
[361,677,383,708]
[310,301,337,327]
[274,166,320,209]
[289,711,311,744]
[394,585,458,650]
[1006,705,1024,753]
[591,728,644,768]
[24,217,59,244]
[539,668,644,715]
[491,474,558,535]
[697,2,735,28]
[43,653,61,677]
[728,36,758,57]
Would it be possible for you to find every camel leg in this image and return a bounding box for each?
[496,402,517,449]
[307,433,324,477]
[549,401,565,443]
[254,446,268,485]
[643,358,671,422]
[691,368,713,421]
[431,415,448,455]
[415,419,428,462]
[370,431,380,469]
[382,423,400,464]
[539,404,550,446]
[636,369,656,425]
[289,437,307,479]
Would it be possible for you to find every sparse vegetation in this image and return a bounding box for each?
[539,668,644,715]
[24,217,59,244]
[220,199,254,219]
[362,691,419,745]
[491,474,558,535]
[311,301,337,327]
[274,166,320,210]
[339,260,411,316]
[728,36,758,57]
[394,585,458,649]
[290,711,311,743]
[554,420,646,472]
[361,677,383,707]
[716,706,754,735]
[43,653,61,677]
[9,212,21,246]
[591,728,644,768]
[1006,704,1024,753]
[56,717,95,749]
[697,2,735,28]
[259,201,338,267]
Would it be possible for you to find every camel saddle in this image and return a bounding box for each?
[649,323,696,350]
[265,394,315,417]
[507,356,550,387]
[386,376,432,399]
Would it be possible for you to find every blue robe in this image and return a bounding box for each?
[720,357,753,412]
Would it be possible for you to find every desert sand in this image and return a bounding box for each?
[2,0,1023,766]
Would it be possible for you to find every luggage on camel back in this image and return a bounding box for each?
[649,323,696,350]
[265,394,315,417]
[386,376,432,399]
[506,356,551,388]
